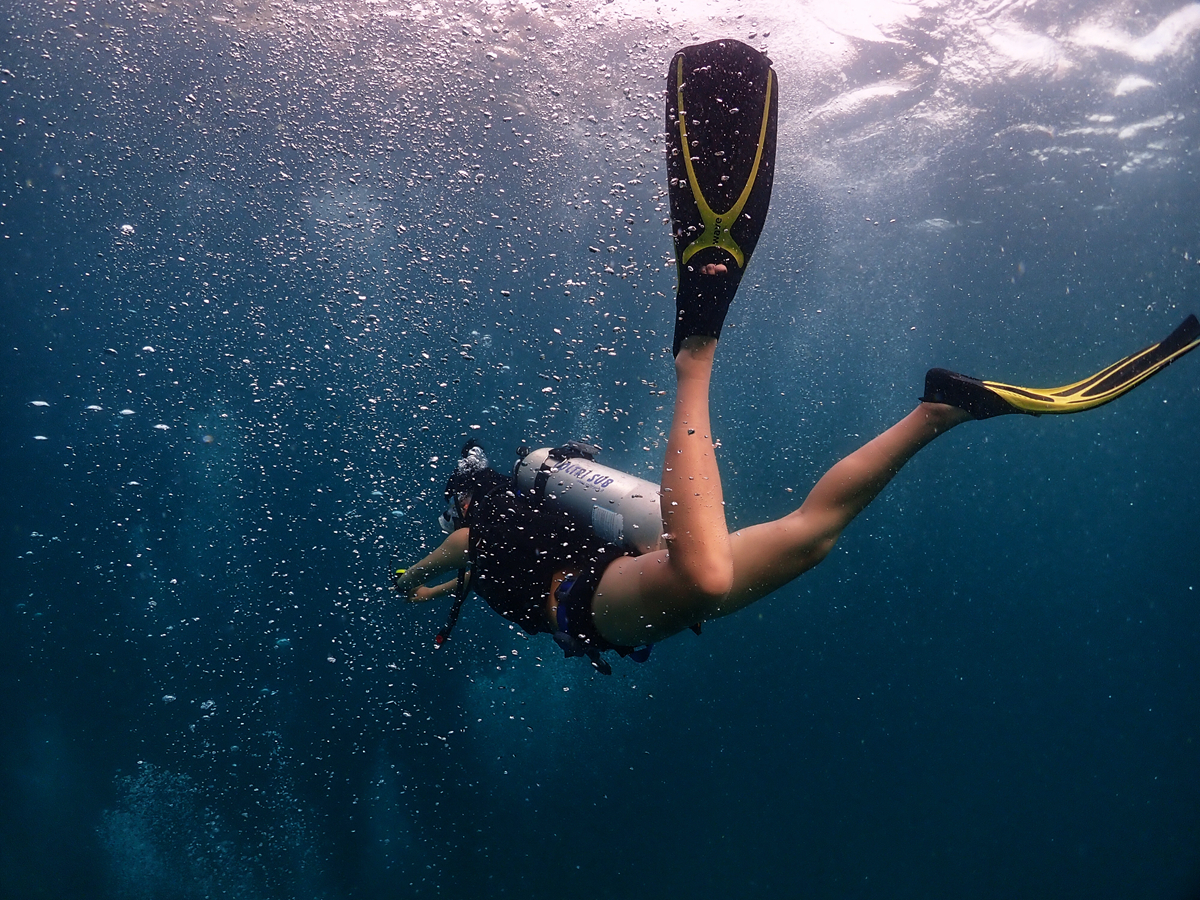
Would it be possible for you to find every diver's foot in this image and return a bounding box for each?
[921,368,1025,419]
[672,264,738,358]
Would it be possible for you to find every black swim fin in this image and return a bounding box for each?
[922,314,1200,419]
[666,39,778,357]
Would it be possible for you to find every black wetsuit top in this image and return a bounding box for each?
[467,476,622,636]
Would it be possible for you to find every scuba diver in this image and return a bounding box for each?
[391,39,1200,673]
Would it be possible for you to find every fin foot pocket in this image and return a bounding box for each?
[666,39,778,357]
[921,368,1030,419]
[922,314,1200,419]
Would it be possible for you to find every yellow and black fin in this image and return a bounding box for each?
[666,39,778,357]
[922,314,1200,419]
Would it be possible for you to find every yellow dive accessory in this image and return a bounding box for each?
[922,314,1200,419]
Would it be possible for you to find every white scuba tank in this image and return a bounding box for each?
[513,446,664,555]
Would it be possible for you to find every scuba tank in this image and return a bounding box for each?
[512,442,664,556]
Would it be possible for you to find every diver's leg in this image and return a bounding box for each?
[661,336,734,597]
[710,401,969,617]
[587,40,780,646]
[597,402,968,643]
[592,400,966,646]
[589,336,734,645]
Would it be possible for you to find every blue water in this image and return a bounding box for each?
[3,1,1199,897]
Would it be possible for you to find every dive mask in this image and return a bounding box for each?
[438,502,457,535]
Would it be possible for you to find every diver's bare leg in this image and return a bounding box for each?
[660,337,734,597]
[594,401,967,645]
[715,401,970,616]
[590,337,734,644]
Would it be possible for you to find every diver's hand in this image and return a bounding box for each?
[391,568,419,602]
[390,530,469,603]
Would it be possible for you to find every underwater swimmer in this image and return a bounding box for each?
[391,39,1200,672]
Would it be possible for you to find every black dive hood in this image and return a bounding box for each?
[440,441,506,532]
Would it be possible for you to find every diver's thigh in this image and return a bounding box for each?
[726,517,833,604]
[591,551,690,646]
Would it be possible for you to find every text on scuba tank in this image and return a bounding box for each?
[551,459,614,491]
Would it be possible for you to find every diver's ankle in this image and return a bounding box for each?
[675,336,718,370]
[920,401,973,431]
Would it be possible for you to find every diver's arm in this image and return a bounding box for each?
[411,572,469,602]
[392,528,469,602]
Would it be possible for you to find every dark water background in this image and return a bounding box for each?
[2,0,1199,897]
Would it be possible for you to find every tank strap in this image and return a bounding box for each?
[530,440,602,501]
[531,465,553,503]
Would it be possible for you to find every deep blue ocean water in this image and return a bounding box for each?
[2,1,1199,897]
